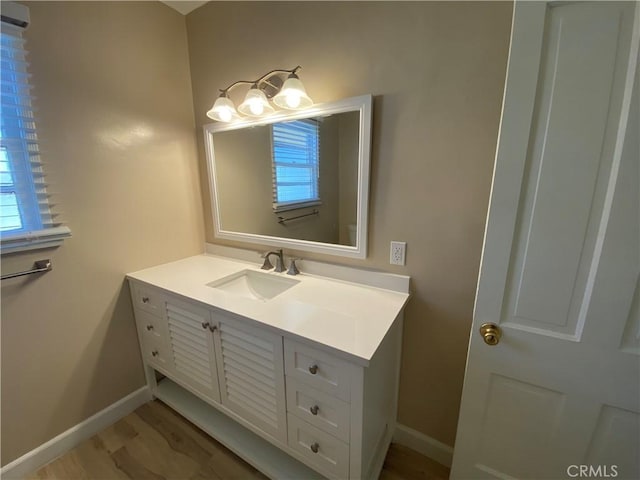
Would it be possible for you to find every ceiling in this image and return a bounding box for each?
[161,1,209,15]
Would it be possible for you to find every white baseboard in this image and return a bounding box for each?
[393,423,454,468]
[1,386,152,479]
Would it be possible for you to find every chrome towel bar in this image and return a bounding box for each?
[1,259,52,280]
[277,209,319,225]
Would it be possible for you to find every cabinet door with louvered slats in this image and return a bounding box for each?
[163,297,221,404]
[212,312,287,444]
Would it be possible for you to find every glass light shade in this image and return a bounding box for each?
[273,76,313,110]
[207,96,238,122]
[238,88,275,117]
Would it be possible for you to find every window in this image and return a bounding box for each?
[1,16,70,253]
[271,119,320,212]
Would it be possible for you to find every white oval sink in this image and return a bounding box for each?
[207,269,299,301]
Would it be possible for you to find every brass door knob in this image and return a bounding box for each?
[479,323,501,346]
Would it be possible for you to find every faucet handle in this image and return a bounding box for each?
[287,258,301,276]
[261,255,274,270]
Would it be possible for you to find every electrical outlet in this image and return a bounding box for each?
[390,241,406,265]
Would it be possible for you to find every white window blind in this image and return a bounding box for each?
[271,119,320,212]
[0,21,70,253]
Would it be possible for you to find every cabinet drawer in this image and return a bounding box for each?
[131,282,163,316]
[284,340,351,401]
[135,309,166,343]
[286,377,350,442]
[140,336,170,369]
[287,414,349,480]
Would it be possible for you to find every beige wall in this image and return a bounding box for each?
[0,0,513,464]
[187,1,512,446]
[0,1,204,465]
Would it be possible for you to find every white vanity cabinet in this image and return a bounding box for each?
[288,325,404,480]
[127,255,408,480]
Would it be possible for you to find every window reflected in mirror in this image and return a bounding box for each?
[272,119,320,212]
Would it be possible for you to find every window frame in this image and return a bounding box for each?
[1,12,70,254]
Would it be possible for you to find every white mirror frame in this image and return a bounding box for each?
[203,94,372,259]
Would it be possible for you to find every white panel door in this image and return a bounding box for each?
[451,2,640,479]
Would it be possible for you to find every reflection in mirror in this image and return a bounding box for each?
[204,95,372,259]
[214,111,359,245]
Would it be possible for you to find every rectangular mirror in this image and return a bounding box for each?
[203,95,372,258]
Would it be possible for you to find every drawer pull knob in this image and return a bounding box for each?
[209,324,218,332]
[151,350,159,357]
[310,442,319,453]
[142,296,150,304]
[308,364,318,375]
[202,322,210,330]
[310,405,319,415]
[146,325,154,331]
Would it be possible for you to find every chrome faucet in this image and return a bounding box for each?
[261,249,285,273]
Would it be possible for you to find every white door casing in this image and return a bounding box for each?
[451,2,640,479]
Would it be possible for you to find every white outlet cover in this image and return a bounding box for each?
[390,241,406,265]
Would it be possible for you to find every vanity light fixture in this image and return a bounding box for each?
[206,66,313,122]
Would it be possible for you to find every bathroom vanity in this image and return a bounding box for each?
[127,251,409,480]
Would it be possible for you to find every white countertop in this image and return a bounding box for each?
[127,254,410,365]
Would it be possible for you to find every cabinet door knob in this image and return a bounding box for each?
[310,442,319,453]
[209,324,218,332]
[146,324,154,331]
[142,296,150,304]
[310,405,319,415]
[151,350,159,357]
[308,364,318,375]
[202,322,210,330]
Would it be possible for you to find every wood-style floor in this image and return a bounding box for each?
[28,400,450,480]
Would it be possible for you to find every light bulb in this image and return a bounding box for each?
[207,95,238,122]
[285,94,301,109]
[238,87,275,117]
[218,107,232,122]
[273,74,313,110]
[249,101,264,116]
